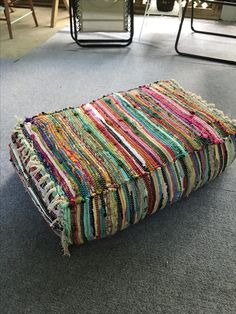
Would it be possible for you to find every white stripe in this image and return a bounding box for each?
[85,105,146,167]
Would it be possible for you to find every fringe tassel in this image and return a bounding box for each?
[61,230,71,257]
[173,81,236,129]
[12,126,71,256]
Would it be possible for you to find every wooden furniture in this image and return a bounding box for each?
[50,0,69,27]
[0,0,38,39]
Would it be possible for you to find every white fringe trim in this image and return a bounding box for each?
[61,230,71,257]
[12,121,71,256]
[169,80,236,128]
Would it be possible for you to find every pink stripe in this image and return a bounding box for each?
[143,87,222,144]
[94,99,164,166]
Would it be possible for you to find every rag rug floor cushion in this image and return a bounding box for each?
[9,80,236,255]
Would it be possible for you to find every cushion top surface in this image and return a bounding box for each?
[20,80,235,200]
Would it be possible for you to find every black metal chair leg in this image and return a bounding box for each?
[190,1,236,39]
[175,0,189,55]
[190,0,195,32]
[175,0,236,65]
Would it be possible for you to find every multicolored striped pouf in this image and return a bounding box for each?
[10,80,236,255]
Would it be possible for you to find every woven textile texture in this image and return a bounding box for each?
[9,80,236,255]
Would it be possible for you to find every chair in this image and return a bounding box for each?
[0,0,38,39]
[69,0,134,47]
[138,0,181,40]
[175,0,236,65]
[138,0,152,40]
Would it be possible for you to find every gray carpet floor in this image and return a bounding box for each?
[0,16,236,314]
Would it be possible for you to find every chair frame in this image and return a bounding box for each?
[0,0,38,39]
[175,0,236,65]
[69,0,134,47]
